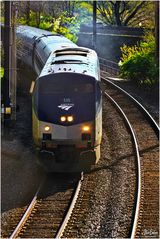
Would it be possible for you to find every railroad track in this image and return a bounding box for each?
[9,173,83,238]
[8,172,97,239]
[102,76,159,238]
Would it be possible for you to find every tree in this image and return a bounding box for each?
[16,1,31,24]
[30,1,46,27]
[155,1,159,62]
[16,1,46,27]
[44,2,64,19]
[88,1,154,27]
[26,1,30,25]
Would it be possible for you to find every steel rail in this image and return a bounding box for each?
[104,92,141,239]
[55,172,84,239]
[101,76,159,138]
[9,178,45,239]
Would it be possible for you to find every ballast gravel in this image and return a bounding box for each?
[65,98,136,238]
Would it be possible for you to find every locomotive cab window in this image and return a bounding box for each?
[39,80,94,94]
[34,73,96,125]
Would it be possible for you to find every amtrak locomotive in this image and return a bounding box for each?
[17,25,102,172]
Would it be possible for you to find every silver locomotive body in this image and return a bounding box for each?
[16,25,102,172]
[33,47,102,171]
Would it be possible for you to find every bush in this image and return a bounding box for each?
[52,13,80,43]
[19,12,80,43]
[39,21,53,31]
[119,33,159,86]
[0,67,4,78]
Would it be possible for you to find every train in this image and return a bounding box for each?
[17,25,102,172]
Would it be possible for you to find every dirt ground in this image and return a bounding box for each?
[1,101,45,212]
[1,66,45,213]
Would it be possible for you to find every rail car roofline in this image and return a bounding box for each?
[34,33,62,42]
[38,71,98,82]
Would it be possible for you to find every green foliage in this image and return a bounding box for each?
[19,11,36,26]
[52,13,80,43]
[18,11,80,43]
[79,2,93,17]
[119,33,158,86]
[18,17,27,25]
[0,67,4,79]
[39,21,53,31]
[79,1,154,28]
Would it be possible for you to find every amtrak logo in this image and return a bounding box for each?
[58,103,74,111]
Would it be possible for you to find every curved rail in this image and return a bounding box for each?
[104,92,141,239]
[56,172,84,238]
[102,77,159,138]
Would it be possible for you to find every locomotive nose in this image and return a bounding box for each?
[37,120,94,149]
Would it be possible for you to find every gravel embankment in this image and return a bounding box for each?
[64,97,136,238]
[1,68,45,238]
[101,73,159,122]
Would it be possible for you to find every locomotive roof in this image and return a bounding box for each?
[40,47,99,80]
[16,25,99,80]
[16,25,76,59]
[16,25,75,47]
[17,25,61,39]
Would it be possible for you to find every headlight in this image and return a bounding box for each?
[67,116,73,122]
[82,126,90,132]
[60,116,73,122]
[44,126,50,132]
[60,116,66,122]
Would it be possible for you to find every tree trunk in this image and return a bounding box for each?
[114,2,121,26]
[26,1,30,25]
[155,1,159,63]
[36,11,41,27]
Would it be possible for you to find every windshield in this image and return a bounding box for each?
[33,73,96,125]
[39,81,93,94]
